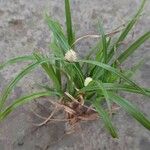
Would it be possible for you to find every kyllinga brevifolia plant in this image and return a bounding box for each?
[0,0,150,138]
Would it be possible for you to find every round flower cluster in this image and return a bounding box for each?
[84,77,93,86]
[65,49,77,62]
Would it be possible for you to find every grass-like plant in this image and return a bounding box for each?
[0,0,150,138]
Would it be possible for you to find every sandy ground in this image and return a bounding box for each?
[0,0,150,150]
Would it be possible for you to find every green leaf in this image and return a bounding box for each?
[91,37,111,80]
[45,14,70,53]
[98,20,107,63]
[80,83,150,97]
[117,0,146,43]
[46,14,83,87]
[0,55,35,70]
[73,63,84,88]
[0,62,39,112]
[113,31,150,65]
[83,40,102,75]
[103,83,150,96]
[55,60,61,86]
[108,92,150,130]
[0,91,59,121]
[93,100,118,138]
[94,81,111,112]
[63,62,84,89]
[50,34,64,58]
[91,21,107,79]
[78,59,146,95]
[65,0,74,46]
[0,57,64,112]
[33,53,61,92]
[46,15,83,87]
[107,0,146,62]
[83,40,102,62]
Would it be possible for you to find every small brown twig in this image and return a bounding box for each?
[71,27,124,47]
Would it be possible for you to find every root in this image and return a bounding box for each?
[30,108,47,120]
[33,106,57,127]
[31,94,120,132]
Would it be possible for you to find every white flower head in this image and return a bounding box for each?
[84,77,93,86]
[106,37,110,42]
[65,49,77,62]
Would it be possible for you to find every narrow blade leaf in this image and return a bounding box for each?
[65,0,74,46]
[113,31,150,65]
[117,0,146,43]
[107,0,146,62]
[93,100,118,138]
[0,91,59,121]
[109,92,150,130]
[45,14,70,53]
[0,62,39,111]
[0,56,35,70]
[78,59,146,95]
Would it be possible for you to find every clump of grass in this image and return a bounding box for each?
[0,0,150,138]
